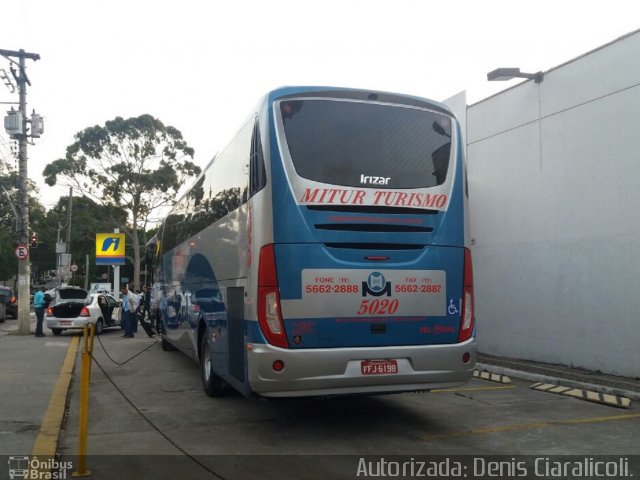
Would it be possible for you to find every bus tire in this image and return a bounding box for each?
[200,333,227,397]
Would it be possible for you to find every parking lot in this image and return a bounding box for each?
[47,328,640,479]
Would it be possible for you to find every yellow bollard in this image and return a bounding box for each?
[72,323,93,477]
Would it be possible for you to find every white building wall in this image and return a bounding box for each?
[467,30,640,377]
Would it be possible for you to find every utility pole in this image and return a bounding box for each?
[84,254,90,290]
[66,187,73,247]
[56,223,63,287]
[1,48,41,335]
[65,187,73,284]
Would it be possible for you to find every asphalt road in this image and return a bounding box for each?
[51,328,640,479]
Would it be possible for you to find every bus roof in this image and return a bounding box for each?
[267,86,455,118]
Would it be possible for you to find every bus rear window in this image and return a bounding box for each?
[279,99,452,189]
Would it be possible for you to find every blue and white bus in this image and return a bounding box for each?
[148,86,476,398]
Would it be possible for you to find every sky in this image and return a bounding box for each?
[1,0,638,210]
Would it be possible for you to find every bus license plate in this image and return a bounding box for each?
[361,359,398,375]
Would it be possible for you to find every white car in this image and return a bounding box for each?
[46,287,121,335]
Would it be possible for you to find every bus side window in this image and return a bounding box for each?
[249,120,267,197]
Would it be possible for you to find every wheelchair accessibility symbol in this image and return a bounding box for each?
[447,298,461,316]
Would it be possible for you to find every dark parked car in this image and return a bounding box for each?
[0,286,17,319]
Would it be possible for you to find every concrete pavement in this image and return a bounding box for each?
[0,314,76,458]
[1,316,638,479]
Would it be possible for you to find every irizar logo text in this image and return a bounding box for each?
[360,174,390,185]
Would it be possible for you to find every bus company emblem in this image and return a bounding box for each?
[362,272,391,297]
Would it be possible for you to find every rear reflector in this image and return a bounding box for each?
[258,245,288,348]
[457,248,475,343]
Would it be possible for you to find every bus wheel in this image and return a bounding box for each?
[200,334,227,397]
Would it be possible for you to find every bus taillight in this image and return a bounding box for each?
[258,244,289,348]
[457,248,475,343]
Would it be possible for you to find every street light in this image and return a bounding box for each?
[487,67,544,83]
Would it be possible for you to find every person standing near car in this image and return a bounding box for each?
[121,284,139,338]
[33,285,47,337]
[120,285,132,338]
[142,285,151,322]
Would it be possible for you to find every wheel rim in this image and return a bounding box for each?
[96,319,103,334]
[203,339,211,382]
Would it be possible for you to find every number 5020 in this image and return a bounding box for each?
[357,299,399,315]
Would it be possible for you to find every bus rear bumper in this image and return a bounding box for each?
[247,338,477,398]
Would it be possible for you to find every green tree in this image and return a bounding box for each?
[0,166,48,283]
[43,114,200,290]
[26,189,52,282]
[42,196,128,287]
[0,162,18,282]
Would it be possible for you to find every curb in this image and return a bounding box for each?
[474,369,512,384]
[477,362,640,402]
[31,336,80,456]
[530,382,631,409]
